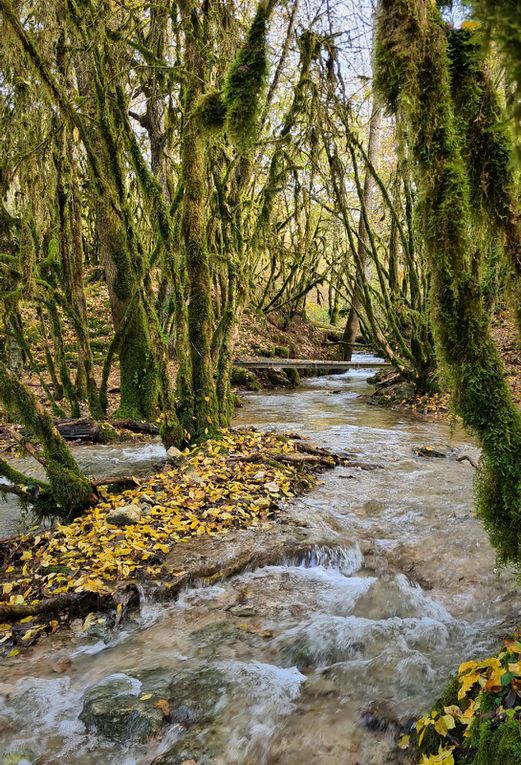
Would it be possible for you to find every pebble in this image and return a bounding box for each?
[107,504,142,526]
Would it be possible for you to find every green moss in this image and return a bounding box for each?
[471,0,521,146]
[224,2,270,151]
[114,302,158,421]
[194,90,227,133]
[469,717,521,765]
[230,365,261,390]
[374,0,521,566]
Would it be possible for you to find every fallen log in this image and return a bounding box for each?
[55,418,104,441]
[55,418,159,440]
[229,452,336,468]
[0,591,98,620]
[229,450,382,471]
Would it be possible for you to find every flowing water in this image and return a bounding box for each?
[1,357,520,765]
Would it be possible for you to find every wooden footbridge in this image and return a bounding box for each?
[234,358,391,372]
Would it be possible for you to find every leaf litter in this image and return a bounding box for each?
[0,429,317,657]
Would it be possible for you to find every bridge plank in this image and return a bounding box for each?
[234,358,390,370]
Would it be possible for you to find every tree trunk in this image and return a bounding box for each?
[0,362,95,519]
[178,0,219,440]
[341,104,381,361]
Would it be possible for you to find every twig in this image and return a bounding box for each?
[457,454,479,470]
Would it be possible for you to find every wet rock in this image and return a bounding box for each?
[360,699,401,733]
[0,751,39,765]
[79,673,165,743]
[413,445,456,459]
[151,724,221,764]
[167,446,184,464]
[168,666,229,726]
[107,504,141,526]
[229,605,256,617]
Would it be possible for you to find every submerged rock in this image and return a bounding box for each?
[413,445,456,459]
[151,725,221,765]
[168,666,230,725]
[0,751,39,765]
[79,673,165,743]
[229,605,256,617]
[106,504,141,526]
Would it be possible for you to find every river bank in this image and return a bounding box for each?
[0,429,344,656]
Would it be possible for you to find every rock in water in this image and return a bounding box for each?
[106,504,141,526]
[166,446,184,464]
[80,674,165,743]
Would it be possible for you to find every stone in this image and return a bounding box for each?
[107,504,141,526]
[151,724,221,765]
[265,481,280,494]
[139,494,155,506]
[229,605,256,617]
[167,446,184,464]
[413,445,454,459]
[80,673,165,743]
[0,751,37,765]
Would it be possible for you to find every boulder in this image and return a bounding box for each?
[107,504,141,526]
[79,673,165,743]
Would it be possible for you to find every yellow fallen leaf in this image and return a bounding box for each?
[154,698,170,716]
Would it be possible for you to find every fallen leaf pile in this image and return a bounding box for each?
[404,634,521,763]
[0,429,315,657]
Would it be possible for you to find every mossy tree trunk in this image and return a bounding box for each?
[375,0,521,563]
[178,0,219,440]
[341,103,381,361]
[0,361,95,519]
[74,48,160,423]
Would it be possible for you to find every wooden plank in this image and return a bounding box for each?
[234,358,390,370]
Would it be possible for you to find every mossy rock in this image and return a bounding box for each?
[230,366,261,391]
[274,345,290,358]
[284,367,301,386]
[79,673,165,743]
[251,343,274,357]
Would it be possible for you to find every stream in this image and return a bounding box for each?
[1,357,520,765]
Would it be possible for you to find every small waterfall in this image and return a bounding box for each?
[283,543,364,576]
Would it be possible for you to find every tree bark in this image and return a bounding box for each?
[341,104,381,361]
